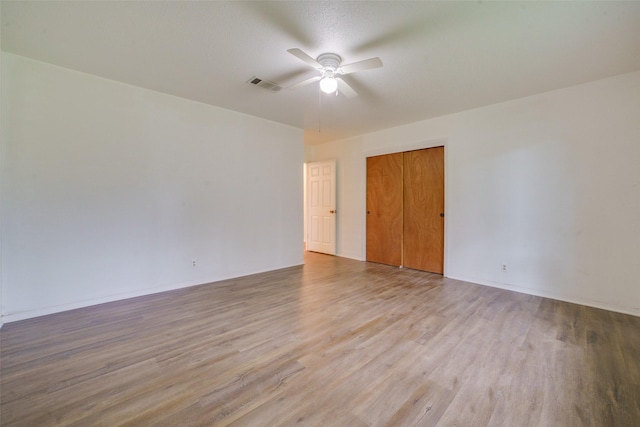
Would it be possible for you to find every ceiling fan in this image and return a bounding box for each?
[286,48,383,98]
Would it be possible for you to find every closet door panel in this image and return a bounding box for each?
[366,153,403,266]
[403,147,444,274]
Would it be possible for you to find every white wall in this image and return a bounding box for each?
[311,71,640,316]
[309,116,452,261]
[0,19,3,327]
[1,53,304,322]
[306,137,367,260]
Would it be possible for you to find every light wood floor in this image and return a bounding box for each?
[1,252,639,426]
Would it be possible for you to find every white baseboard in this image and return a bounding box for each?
[5,261,635,323]
[447,273,640,318]
[337,252,365,262]
[2,261,305,324]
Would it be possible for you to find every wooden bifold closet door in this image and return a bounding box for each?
[366,153,403,266]
[403,147,444,274]
[366,146,444,274]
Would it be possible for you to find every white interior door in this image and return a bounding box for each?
[307,160,336,255]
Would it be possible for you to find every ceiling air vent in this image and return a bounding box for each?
[247,76,282,93]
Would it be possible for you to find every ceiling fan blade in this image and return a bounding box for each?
[338,57,383,75]
[287,75,321,90]
[337,78,358,98]
[287,48,322,69]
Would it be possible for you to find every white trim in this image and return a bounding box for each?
[2,261,304,323]
[335,252,365,262]
[363,137,448,158]
[448,273,640,318]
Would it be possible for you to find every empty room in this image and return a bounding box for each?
[1,1,639,426]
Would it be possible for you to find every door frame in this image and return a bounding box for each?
[363,138,448,276]
[305,159,337,255]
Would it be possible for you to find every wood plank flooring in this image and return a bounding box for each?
[1,252,639,426]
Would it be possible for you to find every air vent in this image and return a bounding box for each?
[246,76,282,92]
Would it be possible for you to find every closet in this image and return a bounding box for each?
[366,146,444,274]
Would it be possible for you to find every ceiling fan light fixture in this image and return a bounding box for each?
[287,48,382,98]
[320,76,338,94]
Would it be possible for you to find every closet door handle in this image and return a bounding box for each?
[439,212,445,218]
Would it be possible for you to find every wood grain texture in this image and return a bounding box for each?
[403,147,445,274]
[366,153,403,266]
[2,252,639,426]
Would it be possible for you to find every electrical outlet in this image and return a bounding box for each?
[501,264,507,272]
[192,260,196,267]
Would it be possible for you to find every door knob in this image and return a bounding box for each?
[439,212,445,218]
[330,210,336,214]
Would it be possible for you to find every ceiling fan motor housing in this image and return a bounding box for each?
[317,53,342,72]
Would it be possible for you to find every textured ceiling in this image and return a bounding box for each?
[2,1,639,145]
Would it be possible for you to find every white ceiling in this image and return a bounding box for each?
[2,1,639,145]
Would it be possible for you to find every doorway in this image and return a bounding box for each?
[306,160,337,255]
